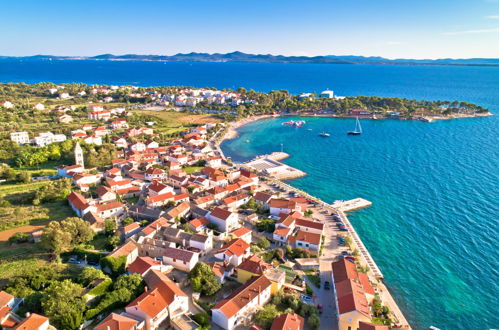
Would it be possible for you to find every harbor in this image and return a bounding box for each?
[267,178,411,328]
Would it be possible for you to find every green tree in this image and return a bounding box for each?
[257,237,270,249]
[78,267,107,286]
[188,262,221,296]
[16,171,31,183]
[41,280,85,330]
[100,256,127,276]
[308,313,320,330]
[121,217,134,226]
[254,304,278,329]
[106,234,121,250]
[41,221,73,256]
[104,219,117,235]
[8,232,30,244]
[61,217,95,245]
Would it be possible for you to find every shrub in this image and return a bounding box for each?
[100,256,127,276]
[8,232,30,244]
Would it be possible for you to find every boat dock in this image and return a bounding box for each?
[332,198,372,212]
[243,154,305,180]
[269,178,411,327]
[272,181,383,278]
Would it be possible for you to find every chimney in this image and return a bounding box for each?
[144,286,148,292]
[25,312,30,318]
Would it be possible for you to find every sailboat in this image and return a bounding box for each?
[347,117,362,135]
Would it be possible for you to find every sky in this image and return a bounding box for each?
[1,0,499,59]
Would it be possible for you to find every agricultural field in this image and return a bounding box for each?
[0,180,73,232]
[134,110,223,134]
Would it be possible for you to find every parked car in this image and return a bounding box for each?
[345,256,356,262]
[317,304,323,314]
[324,281,330,290]
[341,250,351,256]
[68,257,80,264]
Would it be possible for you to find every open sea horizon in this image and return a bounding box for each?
[0,59,498,329]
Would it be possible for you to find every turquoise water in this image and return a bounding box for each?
[221,116,499,330]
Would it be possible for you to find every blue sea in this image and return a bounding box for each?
[0,59,498,329]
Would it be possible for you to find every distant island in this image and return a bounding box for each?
[2,51,499,66]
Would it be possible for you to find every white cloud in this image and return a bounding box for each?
[442,27,499,35]
[486,15,499,19]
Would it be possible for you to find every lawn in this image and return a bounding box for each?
[183,166,203,174]
[0,241,47,261]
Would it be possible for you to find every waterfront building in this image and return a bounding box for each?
[319,90,335,98]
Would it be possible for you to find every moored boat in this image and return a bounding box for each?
[347,116,362,135]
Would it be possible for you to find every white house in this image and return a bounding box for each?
[144,167,166,181]
[214,238,250,267]
[10,131,30,144]
[189,233,213,252]
[162,247,199,272]
[207,207,240,232]
[212,275,272,330]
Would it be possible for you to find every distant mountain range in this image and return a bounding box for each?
[2,51,499,66]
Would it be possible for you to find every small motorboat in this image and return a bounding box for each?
[319,132,330,137]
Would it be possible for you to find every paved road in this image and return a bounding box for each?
[315,210,340,330]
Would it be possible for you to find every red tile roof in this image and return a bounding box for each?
[335,279,370,318]
[123,222,140,234]
[332,259,358,283]
[67,191,89,210]
[96,201,124,213]
[236,255,271,276]
[164,247,196,262]
[269,199,296,209]
[212,275,271,318]
[14,313,48,330]
[270,313,304,330]
[291,230,321,245]
[189,217,209,228]
[95,313,138,330]
[218,238,250,257]
[231,227,251,238]
[146,192,174,204]
[295,219,324,231]
[128,257,160,275]
[210,207,233,221]
[0,291,14,308]
[143,269,187,304]
[109,241,138,258]
[127,288,168,318]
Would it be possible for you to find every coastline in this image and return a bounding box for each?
[215,115,419,328]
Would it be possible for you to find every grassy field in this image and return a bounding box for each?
[0,241,47,260]
[183,166,204,174]
[134,110,223,134]
[0,181,48,197]
[0,257,49,284]
[0,180,73,233]
[0,201,73,231]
